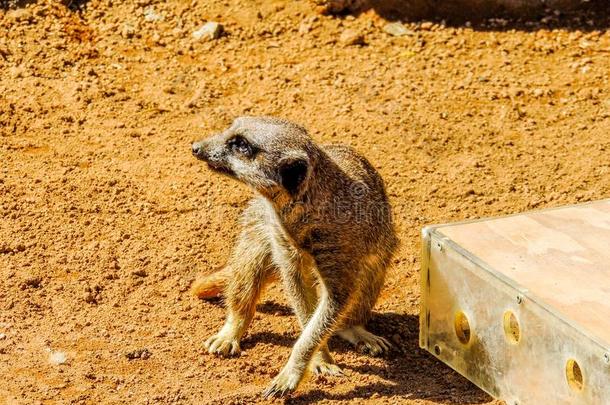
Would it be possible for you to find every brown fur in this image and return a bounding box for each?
[191,117,398,397]
[191,266,229,299]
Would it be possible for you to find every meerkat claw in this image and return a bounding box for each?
[309,350,344,376]
[357,334,392,357]
[204,334,241,357]
[262,369,301,398]
[339,326,393,357]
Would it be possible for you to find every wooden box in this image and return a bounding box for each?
[420,200,610,405]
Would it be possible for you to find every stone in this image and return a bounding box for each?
[339,29,364,46]
[420,21,434,31]
[125,348,151,360]
[192,22,224,41]
[9,8,32,23]
[84,292,96,304]
[121,23,136,39]
[49,351,68,365]
[383,22,413,37]
[143,7,163,22]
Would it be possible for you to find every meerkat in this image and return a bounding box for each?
[191,117,398,397]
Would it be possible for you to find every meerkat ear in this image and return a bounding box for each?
[278,157,309,196]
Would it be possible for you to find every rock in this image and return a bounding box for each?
[9,8,32,23]
[143,7,163,22]
[298,22,312,35]
[420,21,434,31]
[339,29,364,46]
[9,66,25,79]
[49,351,68,365]
[132,269,147,277]
[383,22,413,37]
[0,333,6,340]
[121,23,136,39]
[192,22,224,41]
[151,32,163,45]
[84,292,96,304]
[126,348,151,360]
[23,276,41,289]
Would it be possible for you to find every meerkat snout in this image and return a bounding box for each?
[191,137,235,175]
[191,141,205,158]
[191,117,315,198]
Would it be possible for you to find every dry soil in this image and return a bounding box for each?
[1,1,609,404]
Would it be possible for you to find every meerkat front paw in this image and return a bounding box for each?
[262,366,304,398]
[204,333,241,357]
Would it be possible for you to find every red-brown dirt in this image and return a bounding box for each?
[1,1,609,404]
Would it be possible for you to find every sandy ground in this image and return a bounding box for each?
[1,0,609,404]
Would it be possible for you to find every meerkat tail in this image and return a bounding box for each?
[192,267,231,299]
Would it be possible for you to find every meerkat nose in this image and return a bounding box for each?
[192,142,205,158]
[191,143,200,155]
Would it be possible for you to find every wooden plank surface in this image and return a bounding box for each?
[437,200,610,345]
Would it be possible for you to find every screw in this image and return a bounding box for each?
[436,242,443,252]
[604,353,610,364]
[516,295,523,305]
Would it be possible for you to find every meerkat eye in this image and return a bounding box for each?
[228,135,255,157]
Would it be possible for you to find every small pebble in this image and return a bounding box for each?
[339,29,364,46]
[84,292,96,303]
[383,22,413,37]
[126,348,152,360]
[192,22,223,41]
[121,23,136,39]
[420,21,434,31]
[49,351,68,366]
[24,276,41,289]
[143,7,163,22]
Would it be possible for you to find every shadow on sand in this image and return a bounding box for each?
[331,0,610,32]
[244,303,492,404]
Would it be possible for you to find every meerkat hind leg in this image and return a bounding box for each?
[337,325,393,357]
[204,263,274,356]
[204,223,273,357]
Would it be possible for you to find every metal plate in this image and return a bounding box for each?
[420,200,610,405]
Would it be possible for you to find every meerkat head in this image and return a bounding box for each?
[192,117,316,198]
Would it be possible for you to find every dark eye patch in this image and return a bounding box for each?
[227,135,256,158]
